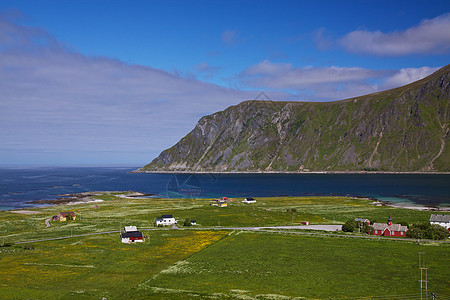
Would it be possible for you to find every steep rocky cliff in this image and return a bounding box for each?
[141,65,450,172]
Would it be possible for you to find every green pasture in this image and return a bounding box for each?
[1,194,448,299]
[1,230,448,299]
[0,230,228,299]
[138,231,450,299]
[0,195,440,244]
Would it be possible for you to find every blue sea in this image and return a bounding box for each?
[0,166,449,210]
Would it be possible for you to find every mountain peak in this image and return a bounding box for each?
[141,66,449,172]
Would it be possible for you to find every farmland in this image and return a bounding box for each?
[0,194,449,299]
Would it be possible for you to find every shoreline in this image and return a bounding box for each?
[3,192,448,212]
[132,170,450,175]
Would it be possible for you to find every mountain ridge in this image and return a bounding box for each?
[140,65,450,173]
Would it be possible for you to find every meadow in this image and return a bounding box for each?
[0,195,437,244]
[0,194,448,299]
[0,230,229,299]
[137,232,450,299]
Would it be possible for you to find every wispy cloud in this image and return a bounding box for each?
[240,59,380,88]
[313,28,333,51]
[0,18,252,164]
[381,66,440,89]
[221,29,237,46]
[238,59,439,100]
[195,62,221,79]
[340,13,450,56]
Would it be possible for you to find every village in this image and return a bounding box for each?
[3,193,449,298]
[49,196,450,244]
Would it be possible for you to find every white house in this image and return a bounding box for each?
[156,214,177,226]
[242,197,256,204]
[120,226,144,244]
[430,214,450,230]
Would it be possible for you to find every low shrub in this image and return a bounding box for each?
[407,223,448,240]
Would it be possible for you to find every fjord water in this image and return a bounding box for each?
[0,166,449,210]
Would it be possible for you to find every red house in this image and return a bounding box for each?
[371,212,408,237]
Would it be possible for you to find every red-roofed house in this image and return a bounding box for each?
[371,212,408,237]
[56,212,76,222]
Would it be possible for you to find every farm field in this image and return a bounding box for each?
[0,194,449,299]
[137,232,450,299]
[0,230,449,299]
[0,194,439,244]
[0,230,229,299]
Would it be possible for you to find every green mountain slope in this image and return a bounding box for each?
[141,65,450,172]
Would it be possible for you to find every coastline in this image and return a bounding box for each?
[5,191,448,212]
[132,169,450,175]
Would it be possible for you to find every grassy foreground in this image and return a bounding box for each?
[0,195,449,299]
[138,232,450,299]
[1,230,448,299]
[0,230,229,299]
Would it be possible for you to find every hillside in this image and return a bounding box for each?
[141,65,450,172]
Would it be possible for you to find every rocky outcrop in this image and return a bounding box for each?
[141,65,450,172]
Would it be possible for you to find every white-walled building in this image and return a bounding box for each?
[242,197,256,204]
[430,214,450,230]
[120,226,144,244]
[156,214,177,226]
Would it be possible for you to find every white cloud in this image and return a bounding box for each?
[238,60,440,101]
[382,67,440,89]
[340,13,450,56]
[241,59,381,89]
[0,18,252,164]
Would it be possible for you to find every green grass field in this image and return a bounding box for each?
[1,194,448,299]
[0,230,229,299]
[0,195,437,244]
[138,232,450,299]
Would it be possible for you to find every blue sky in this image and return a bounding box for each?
[0,0,449,165]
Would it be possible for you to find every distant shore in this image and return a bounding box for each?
[133,169,450,175]
[23,191,156,207]
[10,191,448,212]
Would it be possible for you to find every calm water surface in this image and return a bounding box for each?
[0,166,449,210]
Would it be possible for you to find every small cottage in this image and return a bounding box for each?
[121,226,144,244]
[430,214,450,230]
[156,214,177,226]
[190,220,197,226]
[371,213,407,237]
[242,197,256,204]
[56,212,76,222]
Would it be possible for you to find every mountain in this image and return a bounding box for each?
[140,65,450,173]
